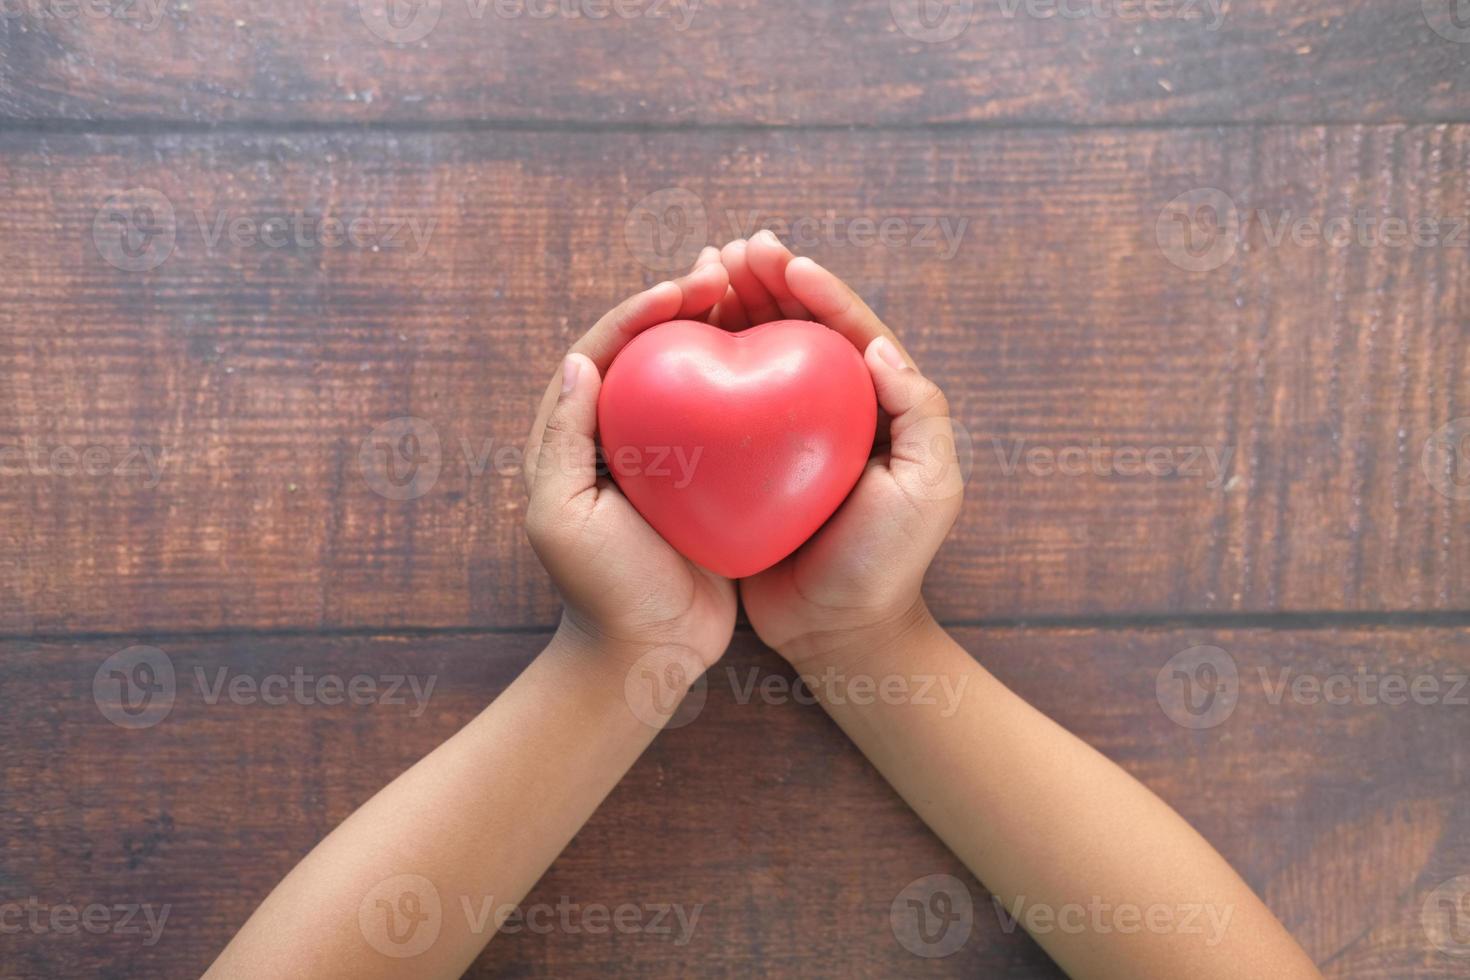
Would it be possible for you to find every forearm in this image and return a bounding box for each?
[790,616,1320,980]
[205,630,672,980]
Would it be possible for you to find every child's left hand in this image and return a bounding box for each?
[702,233,965,670]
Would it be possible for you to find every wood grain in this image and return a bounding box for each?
[1,126,1465,634]
[0,626,1465,978]
[0,1,1467,126]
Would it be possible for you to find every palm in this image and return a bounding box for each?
[582,488,738,666]
[742,450,938,654]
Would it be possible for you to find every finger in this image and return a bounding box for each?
[710,286,750,331]
[863,337,961,499]
[745,230,810,320]
[525,264,727,493]
[692,245,721,271]
[785,256,913,362]
[575,262,729,373]
[693,243,740,327]
[527,352,602,510]
[722,239,783,325]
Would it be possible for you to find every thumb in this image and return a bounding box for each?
[864,337,964,503]
[528,352,602,509]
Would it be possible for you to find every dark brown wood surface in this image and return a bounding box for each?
[0,1,1468,125]
[2,126,1466,634]
[2,3,1467,978]
[2,628,1466,978]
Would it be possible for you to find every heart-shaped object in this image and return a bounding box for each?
[598,319,877,578]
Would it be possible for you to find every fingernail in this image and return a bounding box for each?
[561,356,581,395]
[874,337,906,370]
[753,229,780,246]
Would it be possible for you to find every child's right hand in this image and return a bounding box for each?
[523,265,739,675]
[711,233,966,671]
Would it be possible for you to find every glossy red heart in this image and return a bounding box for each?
[598,319,877,578]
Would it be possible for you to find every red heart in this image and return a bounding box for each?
[598,319,877,578]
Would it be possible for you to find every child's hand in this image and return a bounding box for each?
[712,233,965,669]
[524,264,738,672]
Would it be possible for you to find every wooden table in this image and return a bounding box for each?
[1,3,1467,976]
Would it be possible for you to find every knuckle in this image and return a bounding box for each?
[542,408,574,439]
[911,378,949,417]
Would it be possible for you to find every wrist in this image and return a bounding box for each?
[548,615,708,695]
[776,597,944,675]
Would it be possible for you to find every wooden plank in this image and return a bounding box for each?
[0,626,1465,977]
[0,1,1467,126]
[0,126,1466,634]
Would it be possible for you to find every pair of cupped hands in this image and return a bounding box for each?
[523,232,963,683]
